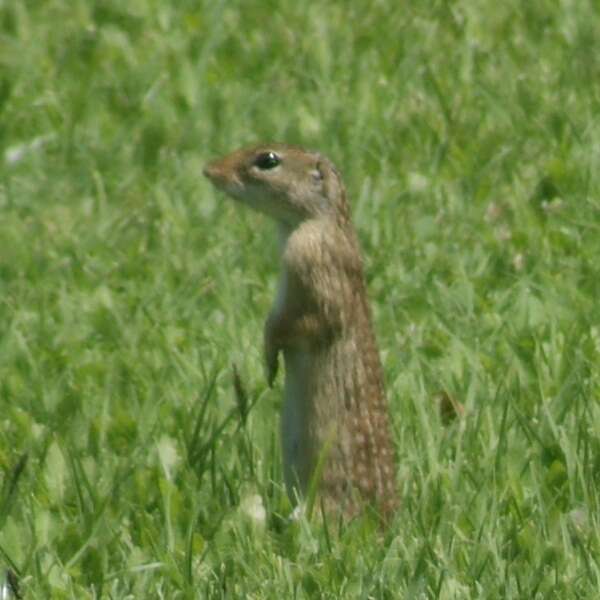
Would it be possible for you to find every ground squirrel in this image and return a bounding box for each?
[204,144,397,521]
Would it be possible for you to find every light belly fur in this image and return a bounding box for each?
[280,347,313,498]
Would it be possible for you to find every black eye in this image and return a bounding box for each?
[254,151,281,170]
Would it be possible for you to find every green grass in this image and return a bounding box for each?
[1,0,600,597]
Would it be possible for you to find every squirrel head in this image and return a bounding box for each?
[204,144,350,227]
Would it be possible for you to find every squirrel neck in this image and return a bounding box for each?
[277,213,352,252]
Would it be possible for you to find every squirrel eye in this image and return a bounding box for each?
[254,151,281,170]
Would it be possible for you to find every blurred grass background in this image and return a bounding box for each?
[1,0,600,597]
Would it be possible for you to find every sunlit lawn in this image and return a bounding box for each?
[1,1,600,597]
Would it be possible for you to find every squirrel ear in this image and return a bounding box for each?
[316,157,344,202]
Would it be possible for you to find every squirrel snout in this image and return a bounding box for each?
[203,161,231,188]
[202,164,216,180]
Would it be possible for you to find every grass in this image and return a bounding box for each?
[1,0,600,597]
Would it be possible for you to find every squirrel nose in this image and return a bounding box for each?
[203,161,224,183]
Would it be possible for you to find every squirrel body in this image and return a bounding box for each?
[204,144,397,519]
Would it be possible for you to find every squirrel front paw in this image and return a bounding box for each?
[265,339,279,387]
